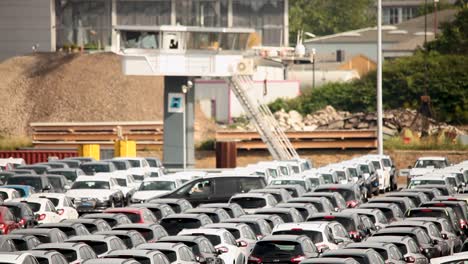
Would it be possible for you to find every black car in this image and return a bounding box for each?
[35,222,91,237]
[185,208,231,223]
[198,203,246,218]
[47,168,85,183]
[81,213,133,227]
[159,235,222,264]
[44,174,69,193]
[222,217,271,240]
[148,198,193,213]
[130,203,175,221]
[158,175,266,206]
[96,230,147,249]
[248,235,319,264]
[1,234,41,250]
[313,184,364,208]
[112,223,168,243]
[276,203,318,220]
[253,208,304,223]
[11,228,67,243]
[6,175,54,193]
[371,227,441,258]
[17,165,51,175]
[367,197,416,213]
[287,197,334,213]
[61,218,112,234]
[1,201,37,228]
[320,248,385,264]
[344,242,406,263]
[160,214,213,236]
[306,212,368,242]
[302,192,347,211]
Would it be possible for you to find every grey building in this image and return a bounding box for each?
[382,0,457,25]
[0,0,289,62]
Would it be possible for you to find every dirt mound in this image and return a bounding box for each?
[0,52,164,135]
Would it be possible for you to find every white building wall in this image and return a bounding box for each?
[0,0,55,62]
[304,43,392,62]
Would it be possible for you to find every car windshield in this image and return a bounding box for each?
[8,177,42,191]
[335,171,346,181]
[372,161,381,170]
[271,180,306,189]
[230,197,266,209]
[159,250,177,262]
[146,159,158,167]
[52,171,77,182]
[71,181,110,190]
[116,179,127,187]
[25,202,41,212]
[81,164,110,175]
[321,174,334,184]
[273,229,323,243]
[139,181,175,191]
[348,168,358,178]
[252,241,303,257]
[382,159,392,167]
[415,160,446,169]
[359,165,370,174]
[308,178,320,187]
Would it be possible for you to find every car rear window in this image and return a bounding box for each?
[310,216,356,231]
[119,212,141,223]
[202,234,221,247]
[225,228,241,239]
[85,241,108,255]
[252,241,303,257]
[56,249,78,262]
[81,164,111,175]
[319,189,355,201]
[273,230,323,243]
[271,180,306,189]
[160,218,202,234]
[25,202,41,212]
[0,191,9,200]
[407,209,446,219]
[132,228,155,241]
[53,171,77,182]
[230,197,266,209]
[159,250,177,262]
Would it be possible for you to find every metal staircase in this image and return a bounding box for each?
[228,74,299,160]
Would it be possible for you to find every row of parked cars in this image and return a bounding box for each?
[0,155,467,264]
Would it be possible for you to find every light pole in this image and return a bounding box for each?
[181,80,193,170]
[377,0,384,155]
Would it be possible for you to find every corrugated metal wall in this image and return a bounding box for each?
[0,150,77,164]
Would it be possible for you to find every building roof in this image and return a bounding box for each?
[305,9,456,45]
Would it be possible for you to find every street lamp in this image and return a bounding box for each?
[310,48,316,89]
[377,0,384,155]
[181,80,193,170]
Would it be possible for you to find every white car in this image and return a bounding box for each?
[11,197,61,224]
[407,156,449,179]
[430,252,468,264]
[205,223,257,256]
[30,193,78,221]
[131,177,183,203]
[148,167,165,178]
[271,221,353,252]
[407,174,454,189]
[229,193,277,214]
[178,228,246,264]
[112,157,151,182]
[66,175,125,213]
[0,187,21,202]
[0,252,39,264]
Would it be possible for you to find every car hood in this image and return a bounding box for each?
[66,189,114,199]
[132,190,170,200]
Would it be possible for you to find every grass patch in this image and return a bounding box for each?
[0,136,33,150]
[197,139,216,151]
[384,136,468,151]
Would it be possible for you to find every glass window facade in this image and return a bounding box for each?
[55,0,112,50]
[117,0,171,25]
[55,0,287,49]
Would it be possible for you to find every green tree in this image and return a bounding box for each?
[426,7,468,54]
[289,0,375,44]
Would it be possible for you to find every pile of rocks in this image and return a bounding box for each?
[235,105,464,137]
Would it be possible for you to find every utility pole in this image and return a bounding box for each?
[377,0,384,155]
